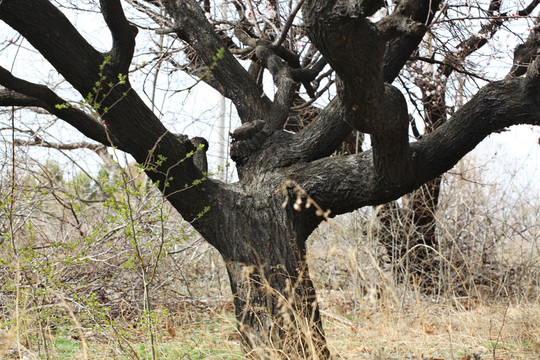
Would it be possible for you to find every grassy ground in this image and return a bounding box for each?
[326,301,540,359]
[2,295,539,359]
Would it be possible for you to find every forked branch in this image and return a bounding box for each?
[100,0,138,74]
[161,0,269,123]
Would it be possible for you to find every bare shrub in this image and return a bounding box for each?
[309,156,540,307]
[0,149,230,358]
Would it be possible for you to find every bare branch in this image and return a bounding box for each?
[292,77,540,216]
[274,0,305,48]
[440,17,503,78]
[245,0,263,37]
[12,137,104,151]
[410,56,491,81]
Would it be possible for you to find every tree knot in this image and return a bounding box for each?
[230,120,268,165]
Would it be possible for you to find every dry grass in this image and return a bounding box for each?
[3,295,537,359]
[321,295,540,359]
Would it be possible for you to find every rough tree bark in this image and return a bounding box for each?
[1,0,540,358]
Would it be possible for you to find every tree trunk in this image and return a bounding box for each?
[378,177,442,290]
[378,56,447,291]
[408,177,442,279]
[200,187,330,359]
[225,252,328,359]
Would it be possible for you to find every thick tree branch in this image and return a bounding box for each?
[382,0,443,83]
[304,3,385,134]
[100,0,138,74]
[290,58,328,83]
[247,97,353,174]
[370,85,412,185]
[289,76,540,216]
[377,14,426,41]
[0,0,103,97]
[410,77,540,182]
[0,0,219,223]
[507,14,540,78]
[190,136,209,174]
[161,0,269,123]
[290,98,352,162]
[0,89,44,107]
[303,2,412,182]
[254,44,297,131]
[237,26,312,108]
[0,70,119,147]
[525,54,540,92]
[519,0,540,16]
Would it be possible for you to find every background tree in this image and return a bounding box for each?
[375,0,540,290]
[1,0,539,358]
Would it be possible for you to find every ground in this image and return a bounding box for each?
[4,296,537,359]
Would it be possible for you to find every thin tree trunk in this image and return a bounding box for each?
[377,178,441,291]
[408,177,442,289]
